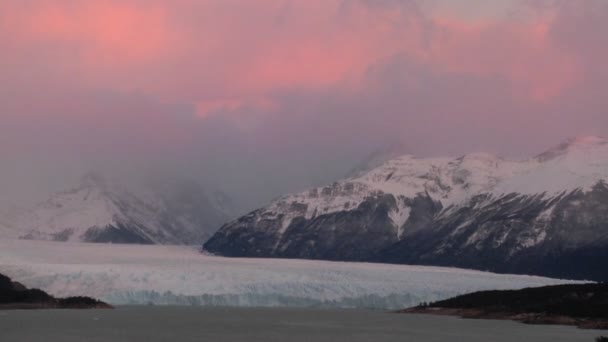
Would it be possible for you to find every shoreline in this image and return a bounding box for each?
[400,307,608,330]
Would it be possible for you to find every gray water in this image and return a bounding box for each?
[0,307,606,342]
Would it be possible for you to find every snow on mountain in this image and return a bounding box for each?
[205,136,608,281]
[0,239,578,309]
[495,136,608,196]
[7,173,235,245]
[220,136,608,231]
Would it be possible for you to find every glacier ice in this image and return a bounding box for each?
[0,239,578,310]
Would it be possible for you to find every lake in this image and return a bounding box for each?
[0,307,605,342]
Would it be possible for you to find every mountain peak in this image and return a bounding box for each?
[535,135,608,162]
[9,173,237,245]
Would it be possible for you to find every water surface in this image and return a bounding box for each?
[0,307,605,342]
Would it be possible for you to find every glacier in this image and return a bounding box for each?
[0,239,578,309]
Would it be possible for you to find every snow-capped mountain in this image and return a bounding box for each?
[204,136,608,281]
[7,173,236,245]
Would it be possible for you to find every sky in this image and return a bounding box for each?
[1,0,607,212]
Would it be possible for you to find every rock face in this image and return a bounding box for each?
[205,136,608,281]
[8,174,236,245]
[380,183,608,281]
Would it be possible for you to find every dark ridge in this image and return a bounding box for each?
[0,273,112,310]
[401,283,608,329]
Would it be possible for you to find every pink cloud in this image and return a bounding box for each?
[4,1,175,64]
[0,1,604,137]
[1,0,587,111]
[0,1,426,107]
[425,13,580,101]
[1,0,607,210]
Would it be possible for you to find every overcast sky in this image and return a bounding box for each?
[1,0,607,211]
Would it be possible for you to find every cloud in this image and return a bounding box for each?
[0,0,607,211]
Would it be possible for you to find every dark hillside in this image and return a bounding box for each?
[0,273,112,310]
[402,283,608,329]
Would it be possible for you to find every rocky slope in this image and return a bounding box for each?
[205,136,608,281]
[6,174,235,245]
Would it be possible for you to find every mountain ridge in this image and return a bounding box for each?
[6,174,236,245]
[205,136,608,281]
